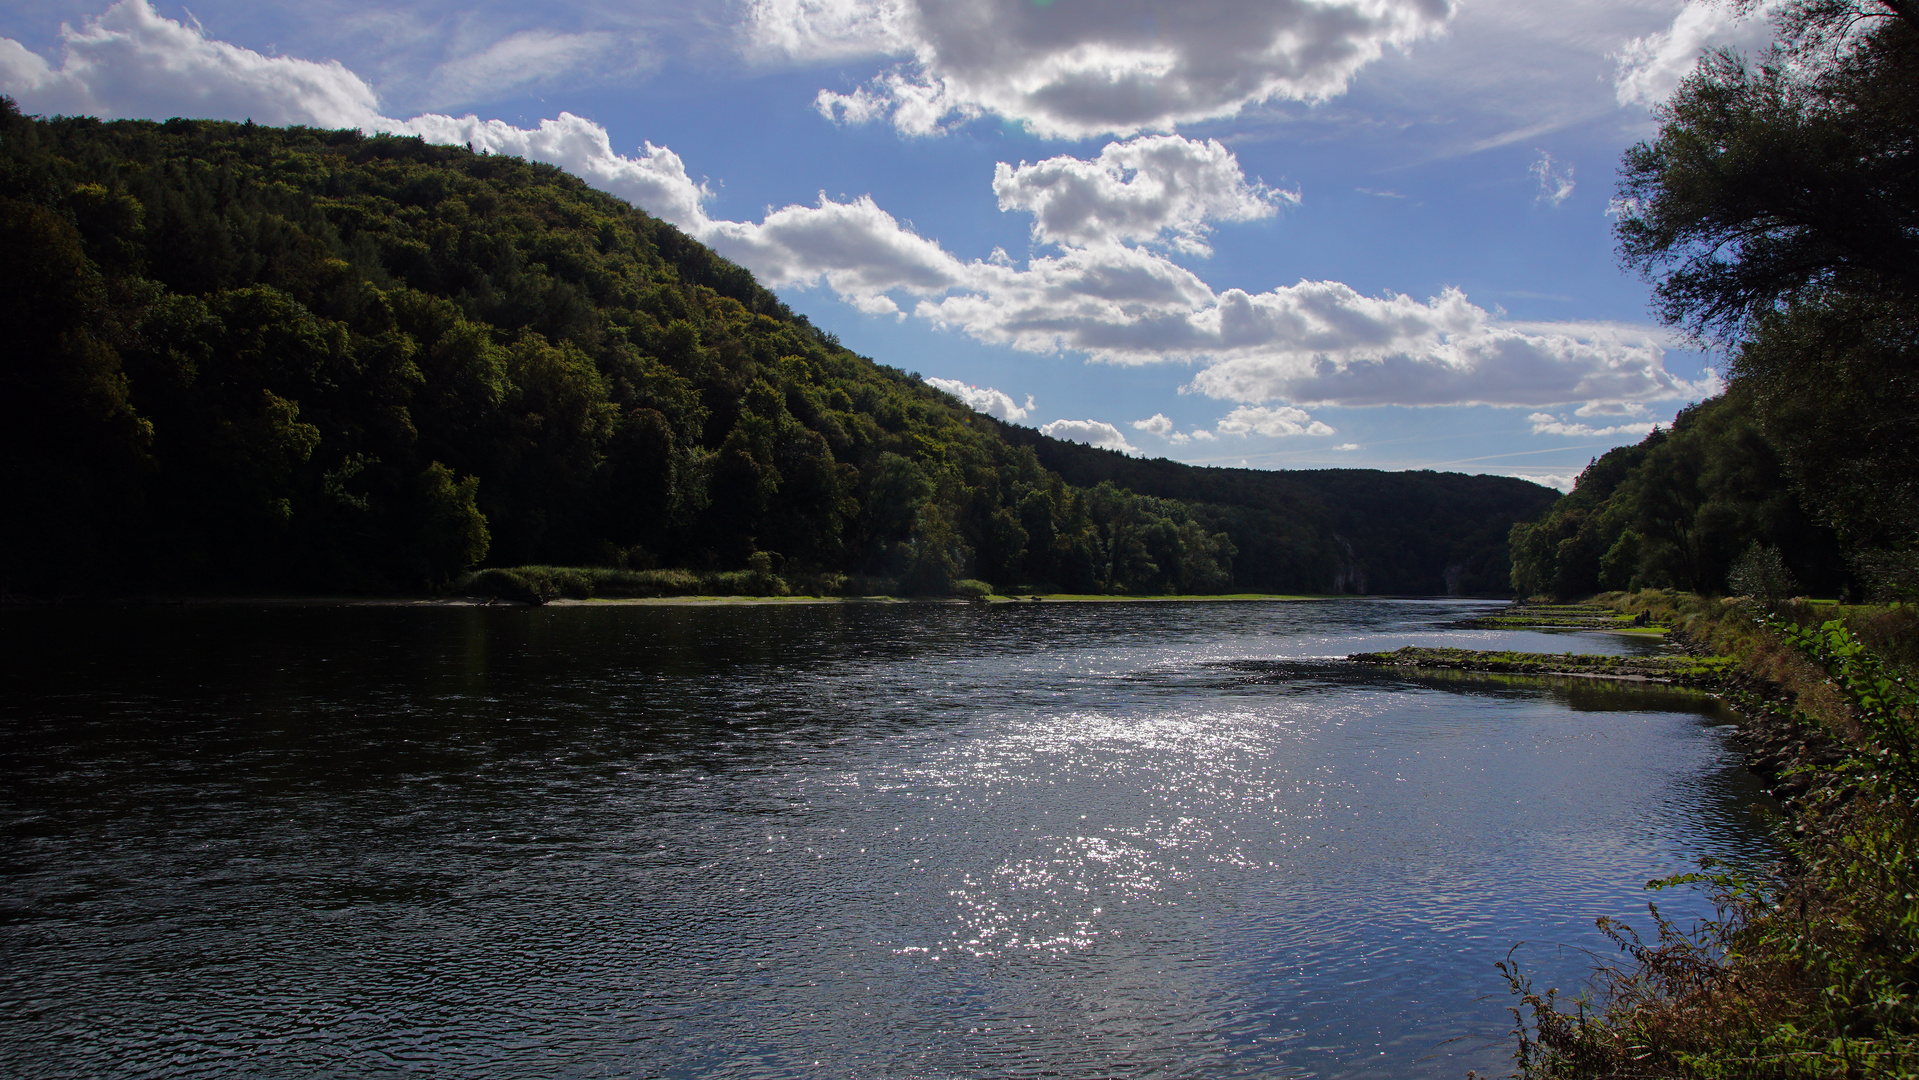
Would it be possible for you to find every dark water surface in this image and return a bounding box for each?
[1,599,1774,1078]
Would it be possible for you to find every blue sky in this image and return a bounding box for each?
[0,0,1784,489]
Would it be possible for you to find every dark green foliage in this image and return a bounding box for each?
[0,101,1546,596]
[994,422,1556,595]
[1733,292,1919,565]
[1508,392,1845,600]
[1615,4,1919,344]
[1600,0,1919,606]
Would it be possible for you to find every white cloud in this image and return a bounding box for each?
[700,193,970,300]
[1133,413,1176,437]
[993,135,1293,256]
[1132,412,1201,444]
[1505,471,1578,492]
[1040,419,1138,455]
[0,0,384,127]
[1526,411,1660,438]
[398,112,717,231]
[0,4,1716,423]
[1613,0,1779,108]
[1530,151,1574,206]
[1574,400,1650,417]
[1215,405,1336,438]
[1332,442,1361,451]
[745,0,914,62]
[924,377,1034,422]
[1176,290,1712,409]
[759,0,1458,138]
[430,31,626,104]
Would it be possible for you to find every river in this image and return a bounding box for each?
[0,598,1773,1078]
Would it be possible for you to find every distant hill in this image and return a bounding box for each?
[0,100,1551,597]
[994,425,1558,595]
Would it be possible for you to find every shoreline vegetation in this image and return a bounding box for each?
[1464,589,1919,1078]
[0,589,1328,608]
[452,563,1328,606]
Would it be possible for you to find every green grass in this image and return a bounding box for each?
[1492,590,1919,1079]
[1348,645,1735,684]
[455,566,1325,606]
[1458,601,1658,631]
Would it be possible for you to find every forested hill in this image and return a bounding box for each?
[992,424,1556,595]
[0,102,1549,597]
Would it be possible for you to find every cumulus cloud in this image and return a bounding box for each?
[701,193,966,301]
[398,112,717,230]
[0,0,384,126]
[1174,291,1713,409]
[1614,0,1780,108]
[1530,151,1574,207]
[0,4,1715,423]
[1040,419,1138,455]
[759,0,1457,138]
[924,377,1034,422]
[993,135,1292,255]
[1215,404,1336,438]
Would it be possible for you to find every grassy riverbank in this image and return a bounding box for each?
[1492,590,1919,1079]
[454,564,1321,605]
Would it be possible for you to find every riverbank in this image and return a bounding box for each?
[0,591,1331,608]
[1493,589,1919,1079]
[447,564,1340,606]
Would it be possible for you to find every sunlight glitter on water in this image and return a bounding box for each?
[1,599,1772,1080]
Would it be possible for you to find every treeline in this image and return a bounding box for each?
[1508,0,1918,605]
[1509,390,1849,599]
[0,102,1544,597]
[995,423,1555,596]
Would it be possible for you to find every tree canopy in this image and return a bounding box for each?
[0,102,1550,598]
[1510,0,1918,600]
[1617,0,1919,343]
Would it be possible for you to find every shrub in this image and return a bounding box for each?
[1728,541,1798,606]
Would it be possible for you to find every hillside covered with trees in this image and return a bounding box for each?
[1509,0,1917,605]
[0,100,1551,598]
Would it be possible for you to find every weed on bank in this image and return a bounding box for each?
[1492,591,1919,1078]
